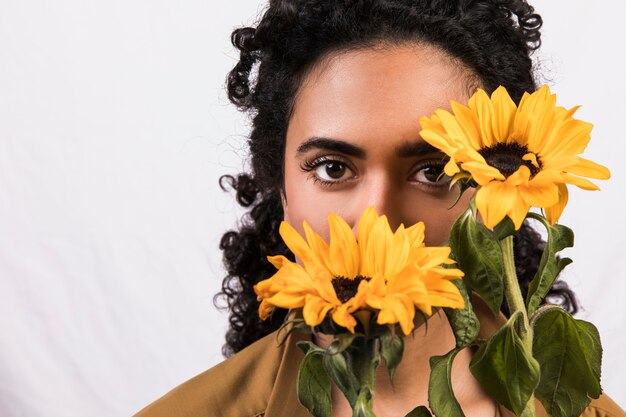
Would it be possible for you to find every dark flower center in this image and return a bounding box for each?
[332,275,371,303]
[478,142,541,178]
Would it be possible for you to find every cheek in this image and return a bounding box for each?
[282,162,335,240]
[419,209,459,245]
[404,189,473,246]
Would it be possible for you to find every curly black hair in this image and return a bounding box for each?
[215,0,578,357]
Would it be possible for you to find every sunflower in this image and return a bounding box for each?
[254,207,464,335]
[418,85,610,230]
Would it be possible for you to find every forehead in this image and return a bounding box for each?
[287,44,473,149]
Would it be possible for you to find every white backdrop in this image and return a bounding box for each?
[1,1,624,416]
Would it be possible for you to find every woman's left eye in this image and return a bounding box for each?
[410,162,451,186]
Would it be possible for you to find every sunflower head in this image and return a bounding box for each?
[254,207,464,335]
[419,85,610,230]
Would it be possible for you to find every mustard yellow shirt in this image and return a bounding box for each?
[135,299,625,417]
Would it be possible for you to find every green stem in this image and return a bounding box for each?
[350,337,379,417]
[352,337,378,389]
[501,236,535,416]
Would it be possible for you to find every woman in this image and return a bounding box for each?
[136,0,624,416]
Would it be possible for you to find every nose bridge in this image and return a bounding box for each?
[357,170,402,230]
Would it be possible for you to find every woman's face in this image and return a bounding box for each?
[282,44,474,245]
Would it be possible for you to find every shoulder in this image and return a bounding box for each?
[582,394,626,417]
[133,332,288,417]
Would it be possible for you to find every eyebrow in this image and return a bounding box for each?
[296,136,440,158]
[395,141,440,158]
[296,137,366,158]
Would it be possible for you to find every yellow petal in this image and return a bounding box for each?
[562,173,601,191]
[328,213,359,278]
[525,87,558,151]
[373,295,416,336]
[303,221,330,268]
[311,270,341,304]
[429,266,464,278]
[365,215,392,277]
[279,222,315,268]
[528,168,564,187]
[412,246,453,270]
[539,118,591,160]
[258,300,274,320]
[365,273,387,298]
[332,306,357,333]
[358,207,379,277]
[567,157,611,180]
[302,294,334,327]
[262,261,315,293]
[506,165,531,186]
[422,274,465,309]
[385,224,410,277]
[491,86,516,142]
[450,100,482,150]
[387,265,426,293]
[266,292,306,309]
[475,182,518,229]
[436,109,474,148]
[456,145,487,162]
[518,182,560,208]
[405,221,425,247]
[443,159,460,178]
[508,197,531,230]
[522,152,540,169]
[461,161,506,184]
[514,90,537,142]
[344,279,371,312]
[468,88,496,147]
[419,129,458,156]
[544,184,568,225]
[267,254,288,269]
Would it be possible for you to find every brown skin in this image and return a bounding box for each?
[282,44,494,416]
[283,43,472,243]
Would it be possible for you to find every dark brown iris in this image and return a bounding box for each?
[332,275,371,303]
[478,142,541,178]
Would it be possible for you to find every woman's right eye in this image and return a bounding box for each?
[301,156,356,185]
[315,161,352,181]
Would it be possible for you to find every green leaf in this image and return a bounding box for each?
[405,406,433,417]
[323,347,359,407]
[519,405,536,417]
[493,216,516,240]
[428,348,466,417]
[380,332,404,382]
[353,387,376,417]
[296,346,332,417]
[297,340,323,355]
[470,312,540,416]
[532,307,602,417]
[444,279,480,348]
[276,317,308,345]
[329,333,357,354]
[450,208,504,316]
[525,214,574,315]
